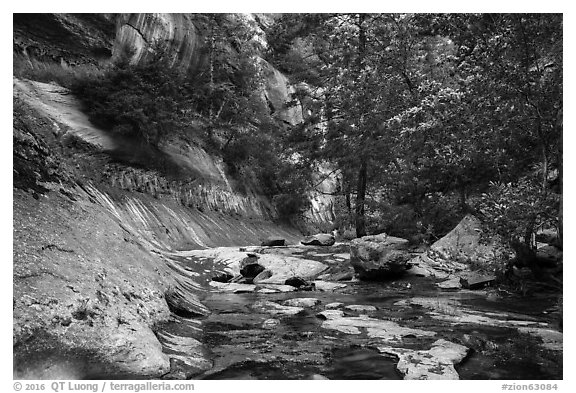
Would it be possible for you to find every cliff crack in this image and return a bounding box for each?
[124,23,149,46]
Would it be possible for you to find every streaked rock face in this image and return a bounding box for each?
[112,14,204,72]
[14,13,336,227]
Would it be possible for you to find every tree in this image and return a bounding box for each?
[268,13,561,245]
[269,14,452,236]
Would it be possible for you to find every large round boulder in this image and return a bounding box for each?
[350,234,412,280]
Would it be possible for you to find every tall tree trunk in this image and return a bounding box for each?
[355,159,368,238]
[354,13,368,239]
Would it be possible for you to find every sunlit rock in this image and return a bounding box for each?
[379,339,469,380]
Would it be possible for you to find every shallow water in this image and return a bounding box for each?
[163,250,562,380]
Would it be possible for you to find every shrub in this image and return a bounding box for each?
[476,177,560,251]
[70,48,194,147]
[13,54,104,88]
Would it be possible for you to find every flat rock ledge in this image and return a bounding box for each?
[379,339,470,380]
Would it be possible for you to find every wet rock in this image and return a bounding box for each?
[194,248,327,285]
[459,272,496,290]
[313,281,346,291]
[283,298,321,308]
[517,327,563,351]
[157,317,212,379]
[332,271,355,281]
[301,233,336,246]
[240,263,266,281]
[437,276,462,290]
[256,288,278,294]
[325,302,344,309]
[285,277,309,288]
[208,281,256,293]
[165,287,207,318]
[344,304,377,312]
[257,284,297,293]
[261,237,286,247]
[252,300,304,316]
[399,297,550,329]
[322,314,436,340]
[316,309,345,320]
[405,260,434,277]
[350,234,412,280]
[211,273,234,283]
[308,374,330,380]
[379,339,469,380]
[262,318,280,329]
[252,269,273,284]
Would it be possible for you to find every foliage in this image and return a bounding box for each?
[71,45,195,147]
[477,177,560,249]
[267,13,562,246]
[13,54,105,88]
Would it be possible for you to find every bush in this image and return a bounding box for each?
[13,54,104,88]
[476,176,560,250]
[70,48,194,147]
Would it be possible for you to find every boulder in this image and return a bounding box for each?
[459,272,496,290]
[261,237,286,247]
[349,234,412,280]
[429,214,511,266]
[437,276,462,290]
[285,277,309,288]
[239,263,265,280]
[301,233,336,246]
[211,273,234,283]
[252,269,273,284]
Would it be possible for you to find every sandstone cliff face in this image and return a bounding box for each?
[112,14,204,72]
[261,59,303,126]
[12,14,332,378]
[13,93,302,379]
[13,14,116,65]
[14,13,306,133]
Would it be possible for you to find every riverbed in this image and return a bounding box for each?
[160,243,562,380]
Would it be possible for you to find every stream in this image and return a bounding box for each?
[160,243,562,380]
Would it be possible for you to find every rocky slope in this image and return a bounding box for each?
[13,13,331,221]
[13,77,302,379]
[13,13,336,378]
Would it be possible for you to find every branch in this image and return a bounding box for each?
[311,167,342,189]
